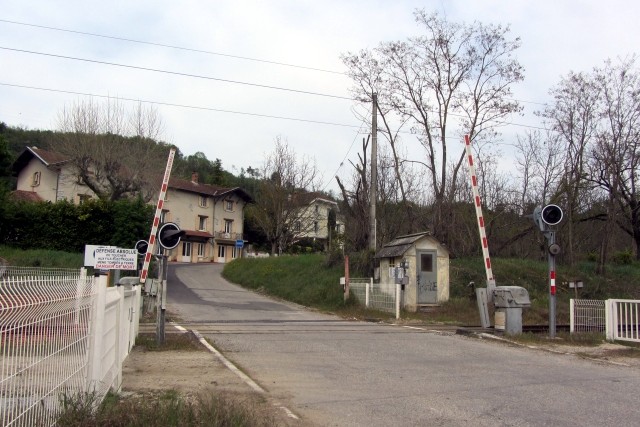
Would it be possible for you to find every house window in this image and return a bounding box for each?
[198,215,208,231]
[182,241,192,257]
[160,210,170,223]
[32,171,41,186]
[295,221,301,232]
[224,219,233,233]
[218,245,226,258]
[199,195,207,208]
[232,247,239,259]
[197,243,205,257]
[421,254,433,272]
[225,200,234,211]
[77,194,91,204]
[315,204,319,214]
[314,221,319,233]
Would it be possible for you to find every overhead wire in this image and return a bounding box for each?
[0,18,552,107]
[0,46,353,100]
[320,120,368,193]
[0,82,361,128]
[0,18,346,75]
[0,19,554,181]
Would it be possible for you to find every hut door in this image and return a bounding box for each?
[416,250,437,304]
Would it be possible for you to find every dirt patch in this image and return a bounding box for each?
[482,334,640,368]
[121,334,303,426]
[543,341,640,367]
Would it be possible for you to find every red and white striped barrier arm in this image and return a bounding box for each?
[139,148,176,284]
[464,134,495,285]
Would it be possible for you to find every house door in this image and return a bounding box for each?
[181,242,192,263]
[216,245,226,263]
[416,250,438,304]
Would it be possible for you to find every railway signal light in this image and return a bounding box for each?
[533,204,563,231]
[135,240,149,256]
[157,222,185,250]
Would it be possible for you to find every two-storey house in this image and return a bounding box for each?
[12,147,253,263]
[161,173,252,263]
[289,192,344,250]
[12,146,94,204]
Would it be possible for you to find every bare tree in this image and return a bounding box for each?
[342,10,523,242]
[336,137,372,251]
[57,98,169,201]
[248,137,322,255]
[540,72,599,265]
[589,57,640,260]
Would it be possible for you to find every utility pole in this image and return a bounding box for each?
[369,93,378,252]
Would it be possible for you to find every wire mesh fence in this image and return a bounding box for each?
[570,299,606,333]
[1,268,140,426]
[1,269,95,427]
[349,278,399,316]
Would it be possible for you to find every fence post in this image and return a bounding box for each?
[605,299,613,341]
[569,299,575,333]
[114,286,124,391]
[75,267,87,325]
[365,281,370,308]
[86,274,107,392]
[395,283,401,320]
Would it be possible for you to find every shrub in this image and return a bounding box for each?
[611,250,634,265]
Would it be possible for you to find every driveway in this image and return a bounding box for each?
[167,263,640,427]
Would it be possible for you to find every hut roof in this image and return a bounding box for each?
[374,232,432,259]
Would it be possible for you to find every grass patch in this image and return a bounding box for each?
[223,254,349,311]
[57,389,279,427]
[224,254,640,327]
[135,332,204,352]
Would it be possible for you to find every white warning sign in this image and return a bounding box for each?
[94,247,138,270]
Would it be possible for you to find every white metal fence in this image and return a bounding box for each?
[570,298,640,343]
[348,278,401,319]
[606,299,640,342]
[1,268,140,427]
[570,299,606,333]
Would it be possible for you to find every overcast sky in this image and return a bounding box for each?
[2,1,639,194]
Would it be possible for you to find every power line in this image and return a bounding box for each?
[321,121,368,192]
[0,46,353,100]
[0,18,346,75]
[0,82,361,128]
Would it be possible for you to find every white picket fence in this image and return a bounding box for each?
[570,298,640,343]
[0,267,141,427]
[348,278,401,319]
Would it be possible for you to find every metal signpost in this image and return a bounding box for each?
[532,204,564,338]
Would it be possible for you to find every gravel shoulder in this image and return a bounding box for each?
[121,329,307,426]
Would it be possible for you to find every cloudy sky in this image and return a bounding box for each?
[1,1,639,194]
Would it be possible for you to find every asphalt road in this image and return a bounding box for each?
[167,263,640,427]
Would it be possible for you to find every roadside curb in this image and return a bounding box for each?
[169,322,302,421]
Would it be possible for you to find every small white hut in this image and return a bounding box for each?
[375,232,450,312]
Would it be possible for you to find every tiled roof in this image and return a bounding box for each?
[289,191,338,208]
[374,232,433,259]
[10,190,44,202]
[167,177,253,202]
[30,147,70,166]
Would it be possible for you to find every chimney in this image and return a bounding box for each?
[191,172,199,184]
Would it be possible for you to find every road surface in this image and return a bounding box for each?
[166,263,640,426]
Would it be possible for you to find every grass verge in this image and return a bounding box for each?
[57,390,278,427]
